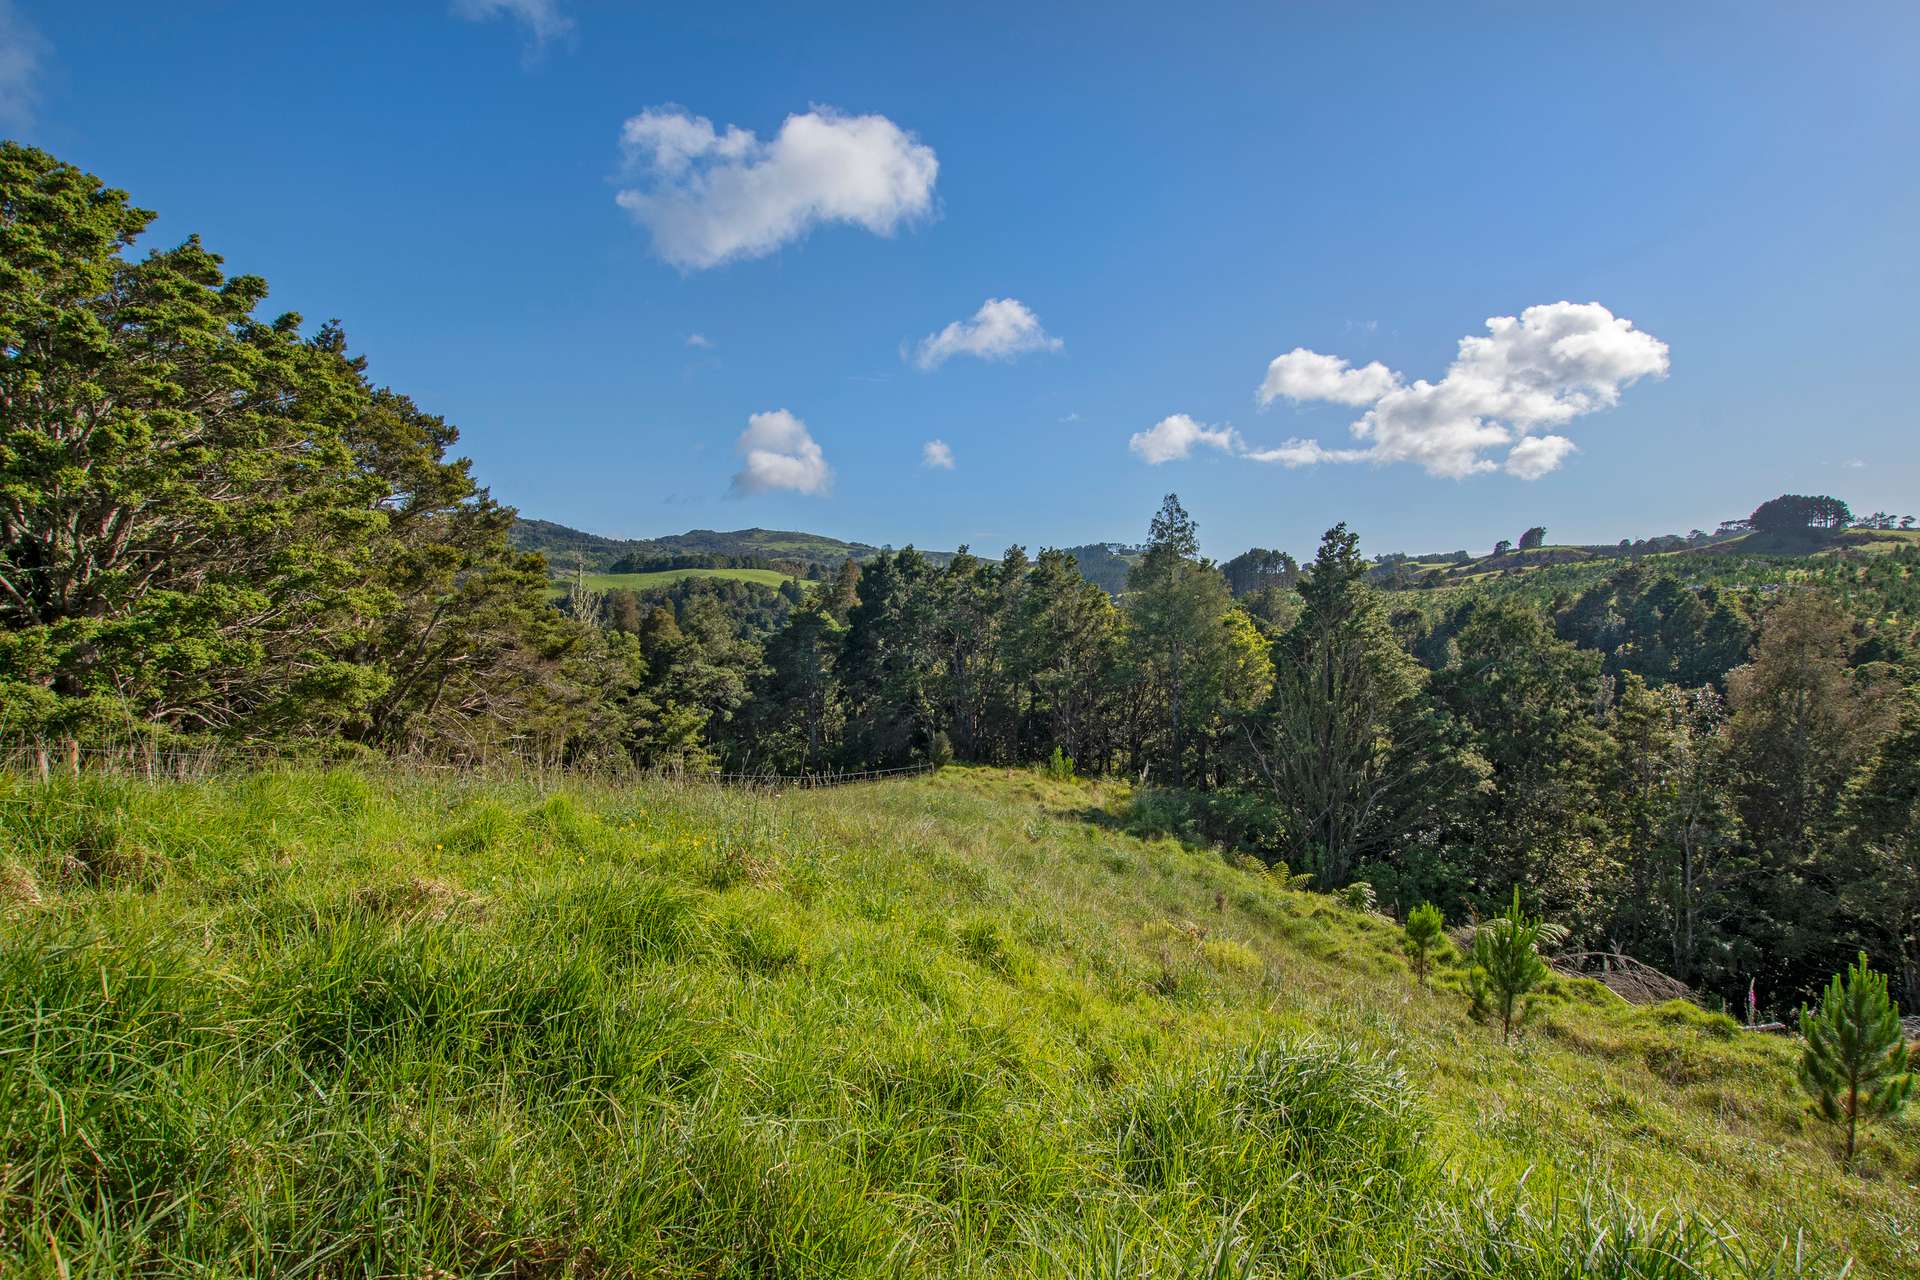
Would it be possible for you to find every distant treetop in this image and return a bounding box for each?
[1750,494,1853,532]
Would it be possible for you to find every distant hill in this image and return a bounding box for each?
[545,567,811,600]
[1363,526,1920,594]
[510,519,957,573]
[1058,543,1143,595]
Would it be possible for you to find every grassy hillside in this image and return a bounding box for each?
[546,567,809,598]
[511,519,976,574]
[3,766,1915,1276]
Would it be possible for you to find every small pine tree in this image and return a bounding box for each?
[1044,745,1076,781]
[929,730,955,770]
[1469,888,1550,1042]
[1798,952,1916,1166]
[1404,901,1447,988]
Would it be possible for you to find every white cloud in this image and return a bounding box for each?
[1129,414,1240,465]
[0,1,47,130]
[1258,349,1398,407]
[1240,438,1371,467]
[451,0,573,46]
[1502,434,1577,480]
[616,106,938,270]
[1247,302,1668,480]
[729,410,831,496]
[912,297,1062,370]
[922,439,955,470]
[686,332,713,348]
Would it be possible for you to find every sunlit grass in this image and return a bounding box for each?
[1,765,1913,1276]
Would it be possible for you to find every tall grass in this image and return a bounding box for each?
[1,766,1911,1276]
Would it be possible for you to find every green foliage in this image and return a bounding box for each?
[0,143,594,755]
[1340,880,1378,913]
[1751,494,1853,533]
[1044,744,1076,781]
[1797,951,1916,1164]
[1470,888,1552,1042]
[1404,900,1448,987]
[1252,523,1426,886]
[1125,787,1286,857]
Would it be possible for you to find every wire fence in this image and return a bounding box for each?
[0,737,937,792]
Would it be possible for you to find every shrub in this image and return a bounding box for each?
[1123,787,1284,857]
[1340,881,1377,913]
[1043,745,1076,782]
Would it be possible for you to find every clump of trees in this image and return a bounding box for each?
[1750,494,1853,532]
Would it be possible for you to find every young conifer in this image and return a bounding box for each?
[1404,901,1447,988]
[1469,888,1550,1042]
[1798,952,1916,1166]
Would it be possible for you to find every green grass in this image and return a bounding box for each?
[2,766,1915,1276]
[545,567,809,598]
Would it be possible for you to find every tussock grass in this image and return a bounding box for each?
[0,765,1914,1276]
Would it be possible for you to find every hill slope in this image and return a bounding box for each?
[546,567,810,599]
[512,519,966,573]
[2,767,1913,1275]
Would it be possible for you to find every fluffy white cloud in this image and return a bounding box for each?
[730,410,831,496]
[1129,414,1240,465]
[1258,349,1398,407]
[686,332,713,348]
[1503,434,1577,480]
[1250,302,1668,479]
[0,1,47,129]
[913,298,1062,370]
[616,106,938,270]
[451,0,573,46]
[921,439,955,470]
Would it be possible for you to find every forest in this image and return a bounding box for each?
[4,140,1918,1018]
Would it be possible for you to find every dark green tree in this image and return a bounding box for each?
[1123,495,1268,787]
[1750,494,1853,532]
[1249,523,1425,885]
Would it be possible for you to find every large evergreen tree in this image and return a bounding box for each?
[1251,523,1426,886]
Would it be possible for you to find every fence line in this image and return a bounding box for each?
[0,737,936,792]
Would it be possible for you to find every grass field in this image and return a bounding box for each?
[546,567,808,598]
[2,765,1915,1276]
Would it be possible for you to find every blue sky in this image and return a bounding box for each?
[6,1,1917,560]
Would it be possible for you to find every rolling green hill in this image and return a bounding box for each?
[546,567,811,599]
[2,764,1912,1275]
[511,519,969,574]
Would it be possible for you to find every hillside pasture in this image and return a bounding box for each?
[545,567,809,598]
[1,764,1913,1276]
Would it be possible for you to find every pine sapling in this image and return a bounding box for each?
[1798,951,1916,1166]
[1404,900,1447,988]
[1469,888,1550,1043]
